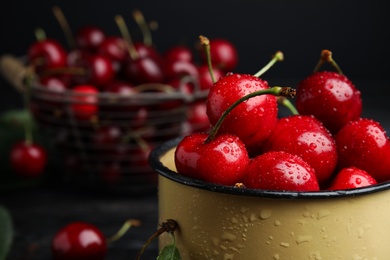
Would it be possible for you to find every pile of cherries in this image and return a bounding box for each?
[175,49,389,192]
[8,8,239,191]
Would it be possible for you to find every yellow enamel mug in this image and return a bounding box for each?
[149,137,390,260]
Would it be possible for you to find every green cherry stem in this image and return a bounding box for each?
[205,86,296,143]
[313,49,343,75]
[52,5,76,50]
[34,27,46,42]
[132,9,153,47]
[253,51,284,78]
[115,14,139,60]
[277,96,299,115]
[106,219,141,244]
[199,35,216,84]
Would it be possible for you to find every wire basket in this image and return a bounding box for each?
[1,55,211,194]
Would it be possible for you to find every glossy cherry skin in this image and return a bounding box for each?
[174,132,250,185]
[163,59,199,82]
[206,73,278,154]
[296,71,362,134]
[243,150,319,192]
[124,57,165,85]
[201,38,238,72]
[71,85,99,120]
[328,167,377,190]
[51,221,107,260]
[261,115,338,185]
[98,36,128,63]
[9,141,47,178]
[335,118,390,182]
[28,39,68,73]
[75,26,106,53]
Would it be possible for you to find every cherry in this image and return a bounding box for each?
[201,38,238,72]
[73,54,115,88]
[197,64,224,91]
[174,132,250,185]
[70,84,99,120]
[243,150,320,191]
[75,25,106,53]
[206,72,278,154]
[51,221,107,260]
[39,75,69,91]
[164,45,194,64]
[98,36,129,72]
[163,59,199,82]
[335,117,390,182]
[260,115,338,185]
[295,50,362,134]
[328,167,377,190]
[27,28,68,73]
[184,101,210,133]
[9,141,47,178]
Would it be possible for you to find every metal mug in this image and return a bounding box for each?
[149,137,390,259]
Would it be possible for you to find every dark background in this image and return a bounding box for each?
[1,1,390,259]
[1,0,390,112]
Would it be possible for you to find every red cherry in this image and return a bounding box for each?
[201,38,238,72]
[243,151,320,191]
[164,59,199,82]
[27,38,68,73]
[197,64,224,91]
[164,45,194,64]
[71,85,99,120]
[124,56,165,85]
[134,42,162,62]
[51,221,107,260]
[335,118,390,182]
[185,101,210,133]
[206,73,278,154]
[296,71,362,134]
[98,36,128,63]
[174,132,250,185]
[9,141,47,178]
[73,54,116,88]
[75,26,106,53]
[328,167,377,190]
[261,115,338,185]
[39,76,69,91]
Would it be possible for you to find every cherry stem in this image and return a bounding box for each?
[23,67,35,145]
[135,219,179,260]
[115,15,139,60]
[253,51,284,77]
[205,86,296,143]
[132,9,153,47]
[34,28,46,42]
[52,5,76,50]
[199,35,216,83]
[277,96,299,115]
[313,49,343,75]
[106,219,141,244]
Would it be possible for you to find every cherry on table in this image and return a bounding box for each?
[9,141,47,178]
[51,221,107,260]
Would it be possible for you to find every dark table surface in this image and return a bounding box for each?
[1,79,390,260]
[1,183,160,260]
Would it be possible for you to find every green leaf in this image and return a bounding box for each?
[157,244,182,260]
[0,205,13,260]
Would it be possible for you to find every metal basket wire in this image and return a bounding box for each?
[30,81,210,194]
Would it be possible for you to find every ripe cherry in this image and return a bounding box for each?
[163,59,199,82]
[201,38,238,72]
[261,115,338,185]
[175,132,250,185]
[295,50,362,134]
[206,72,278,154]
[328,167,377,190]
[27,28,68,73]
[9,141,47,178]
[70,85,99,120]
[243,150,319,191]
[335,118,390,182]
[51,221,107,260]
[197,64,224,91]
[164,45,194,64]
[75,25,106,53]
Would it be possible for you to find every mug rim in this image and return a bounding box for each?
[149,137,390,199]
